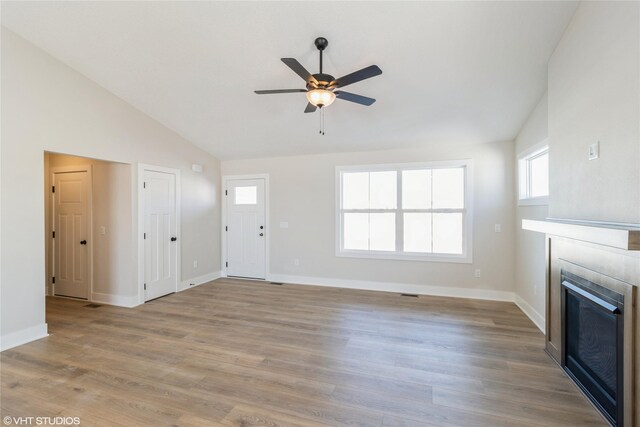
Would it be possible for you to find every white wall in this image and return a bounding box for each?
[91,161,134,300]
[548,1,640,223]
[1,28,221,350]
[222,140,516,300]
[514,93,548,331]
[44,153,135,303]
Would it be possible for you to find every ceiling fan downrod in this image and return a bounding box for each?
[315,37,328,74]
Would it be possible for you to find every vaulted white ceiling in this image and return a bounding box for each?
[2,1,577,159]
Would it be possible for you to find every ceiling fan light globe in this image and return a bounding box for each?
[306,89,336,107]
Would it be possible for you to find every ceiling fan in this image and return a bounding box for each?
[254,37,382,113]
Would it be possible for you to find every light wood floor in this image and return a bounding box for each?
[1,278,606,426]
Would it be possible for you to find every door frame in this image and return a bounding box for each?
[221,174,270,280]
[137,163,181,304]
[51,165,93,299]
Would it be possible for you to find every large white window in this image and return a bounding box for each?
[518,141,549,205]
[336,160,473,263]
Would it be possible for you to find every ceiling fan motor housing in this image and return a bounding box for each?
[308,73,335,90]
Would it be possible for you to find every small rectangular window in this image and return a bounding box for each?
[235,186,257,205]
[336,160,472,263]
[518,142,549,205]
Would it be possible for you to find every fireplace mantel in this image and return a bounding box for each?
[523,218,640,251]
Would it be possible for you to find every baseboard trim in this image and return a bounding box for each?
[267,274,515,302]
[179,270,222,292]
[1,323,49,351]
[514,293,545,332]
[91,292,139,308]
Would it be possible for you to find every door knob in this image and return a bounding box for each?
[171,237,177,242]
[80,240,87,245]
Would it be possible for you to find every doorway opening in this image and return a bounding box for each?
[44,152,133,304]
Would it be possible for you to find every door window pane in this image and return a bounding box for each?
[432,213,463,254]
[370,171,397,209]
[402,170,431,209]
[530,153,549,198]
[343,172,369,209]
[432,168,464,209]
[344,213,368,250]
[235,186,257,205]
[369,213,395,251]
[403,213,432,253]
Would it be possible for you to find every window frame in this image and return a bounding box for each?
[518,140,549,206]
[335,160,473,264]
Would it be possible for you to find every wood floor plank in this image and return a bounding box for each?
[220,404,327,427]
[0,279,607,426]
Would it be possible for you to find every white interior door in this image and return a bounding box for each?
[53,170,90,299]
[226,179,266,279]
[144,170,177,300]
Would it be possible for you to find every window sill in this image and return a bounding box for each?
[336,250,472,264]
[518,196,548,207]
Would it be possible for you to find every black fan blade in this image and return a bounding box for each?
[304,103,317,113]
[332,65,382,88]
[335,91,376,106]
[281,58,317,84]
[255,89,306,94]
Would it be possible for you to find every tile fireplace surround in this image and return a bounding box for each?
[523,219,640,426]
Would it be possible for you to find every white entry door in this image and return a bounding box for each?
[144,170,178,301]
[226,179,266,279]
[53,170,90,299]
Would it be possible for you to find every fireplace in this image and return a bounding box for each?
[561,270,625,426]
[522,219,639,426]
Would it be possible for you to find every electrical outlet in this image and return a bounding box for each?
[280,221,289,229]
[294,258,300,266]
[100,226,106,235]
[474,269,481,278]
[494,224,501,233]
[193,260,198,268]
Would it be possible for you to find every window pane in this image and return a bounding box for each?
[344,213,368,250]
[403,213,432,253]
[235,186,257,205]
[433,213,463,254]
[530,153,549,198]
[433,168,465,209]
[370,171,397,209]
[343,172,369,209]
[402,170,431,209]
[370,213,395,251]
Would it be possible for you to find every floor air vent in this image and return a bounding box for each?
[84,303,102,308]
[400,293,419,298]
[269,282,284,285]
